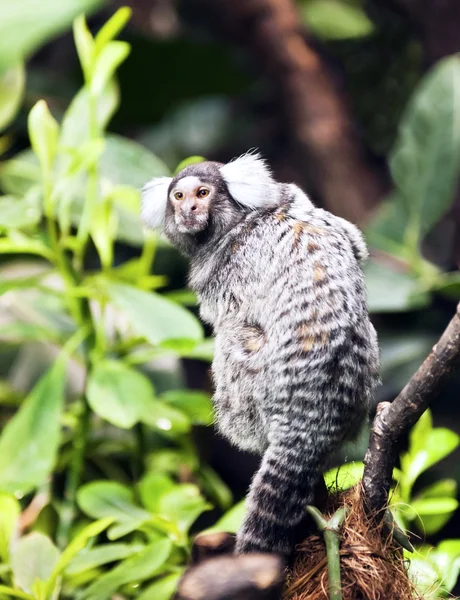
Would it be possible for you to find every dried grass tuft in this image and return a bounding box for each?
[284,486,422,600]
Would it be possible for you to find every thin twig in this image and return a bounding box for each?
[362,302,460,516]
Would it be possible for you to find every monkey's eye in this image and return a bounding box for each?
[197,187,210,198]
[174,191,184,201]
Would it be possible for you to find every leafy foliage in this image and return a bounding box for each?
[0,10,233,599]
[0,4,460,600]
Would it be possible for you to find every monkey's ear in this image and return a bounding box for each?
[141,176,173,229]
[220,152,279,209]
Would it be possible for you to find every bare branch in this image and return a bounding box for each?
[191,532,236,565]
[362,302,460,514]
[174,553,285,600]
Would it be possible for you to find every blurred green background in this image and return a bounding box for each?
[1,0,460,598]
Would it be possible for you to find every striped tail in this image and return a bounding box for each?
[235,416,342,558]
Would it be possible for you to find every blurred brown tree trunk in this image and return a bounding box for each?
[208,0,388,225]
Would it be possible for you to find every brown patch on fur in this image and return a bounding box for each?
[313,263,327,283]
[275,204,290,221]
[231,241,240,253]
[242,324,266,353]
[305,224,327,236]
[301,336,315,352]
[296,322,310,340]
[293,221,305,249]
[307,240,321,253]
[285,487,420,600]
[297,321,329,352]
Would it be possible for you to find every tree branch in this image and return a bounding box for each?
[174,553,285,600]
[362,302,460,515]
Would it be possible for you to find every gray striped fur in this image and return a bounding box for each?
[142,155,380,558]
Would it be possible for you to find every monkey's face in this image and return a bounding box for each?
[142,153,282,254]
[169,175,214,234]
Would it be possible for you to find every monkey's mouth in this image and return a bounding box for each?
[177,215,208,234]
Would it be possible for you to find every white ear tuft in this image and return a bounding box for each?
[141,176,172,229]
[220,152,280,209]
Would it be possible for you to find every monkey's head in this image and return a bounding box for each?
[141,153,281,254]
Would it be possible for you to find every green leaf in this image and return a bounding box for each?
[199,466,233,510]
[90,41,130,97]
[411,497,459,516]
[364,260,430,313]
[432,272,460,300]
[207,499,247,534]
[0,0,104,69]
[158,484,211,537]
[409,409,433,458]
[60,82,119,150]
[81,538,172,600]
[390,56,460,241]
[0,191,41,230]
[28,100,59,174]
[0,232,54,261]
[181,338,215,362]
[66,542,144,576]
[0,493,20,562]
[419,479,457,500]
[46,518,114,594]
[11,533,60,594]
[174,155,206,174]
[161,390,213,426]
[0,151,40,196]
[147,449,198,476]
[107,283,203,345]
[77,482,151,540]
[138,473,175,513]
[95,7,132,53]
[90,196,116,268]
[140,399,191,434]
[324,462,364,492]
[137,572,183,600]
[63,139,105,177]
[365,193,408,255]
[0,63,25,131]
[424,540,460,593]
[0,360,66,495]
[73,15,95,82]
[164,289,198,307]
[100,134,170,187]
[0,585,34,600]
[405,428,460,487]
[87,360,156,429]
[300,0,374,40]
[407,555,442,598]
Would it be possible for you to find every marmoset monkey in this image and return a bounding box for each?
[141,153,380,558]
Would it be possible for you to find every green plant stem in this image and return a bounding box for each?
[43,179,84,327]
[57,393,91,549]
[0,585,35,600]
[306,506,348,600]
[139,231,158,278]
[75,92,99,271]
[133,422,146,483]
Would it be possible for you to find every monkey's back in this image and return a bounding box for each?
[190,207,380,454]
